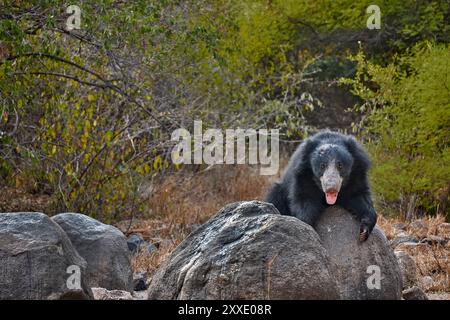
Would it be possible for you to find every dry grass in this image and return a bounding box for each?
[126,165,277,275]
[378,214,449,293]
[0,186,51,213]
[122,164,448,295]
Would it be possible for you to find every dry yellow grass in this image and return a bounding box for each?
[378,214,449,293]
[126,164,449,295]
[128,165,276,275]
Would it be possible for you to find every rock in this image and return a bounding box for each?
[408,220,428,239]
[315,206,403,300]
[187,223,201,233]
[132,290,148,300]
[394,231,409,237]
[394,251,417,289]
[0,212,93,299]
[420,276,434,290]
[148,202,404,300]
[127,234,146,253]
[390,235,419,249]
[127,234,157,255]
[402,286,428,300]
[147,243,157,254]
[437,223,450,238]
[420,235,447,246]
[52,213,133,292]
[148,201,340,300]
[92,287,133,300]
[395,242,428,251]
[133,272,148,291]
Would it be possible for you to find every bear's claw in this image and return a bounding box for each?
[359,225,369,242]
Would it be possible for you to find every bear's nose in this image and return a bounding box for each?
[325,187,338,194]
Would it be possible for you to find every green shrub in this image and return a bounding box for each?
[341,42,450,216]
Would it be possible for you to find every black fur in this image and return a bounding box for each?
[265,130,377,241]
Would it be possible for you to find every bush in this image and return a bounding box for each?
[341,42,450,216]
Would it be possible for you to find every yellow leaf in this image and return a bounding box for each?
[153,156,162,170]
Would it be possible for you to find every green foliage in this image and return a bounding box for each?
[1,0,449,220]
[0,1,210,220]
[341,42,450,214]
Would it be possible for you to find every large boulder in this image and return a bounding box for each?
[0,212,93,299]
[149,202,404,300]
[390,234,419,249]
[316,206,403,300]
[148,201,340,300]
[52,213,133,292]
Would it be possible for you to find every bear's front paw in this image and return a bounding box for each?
[359,224,370,242]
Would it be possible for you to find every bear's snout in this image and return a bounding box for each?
[320,161,343,193]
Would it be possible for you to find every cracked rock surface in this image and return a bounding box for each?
[148,201,402,300]
[0,212,93,299]
[148,201,339,299]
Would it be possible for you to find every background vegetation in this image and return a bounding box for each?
[1,0,449,221]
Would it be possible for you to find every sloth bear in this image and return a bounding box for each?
[265,130,377,242]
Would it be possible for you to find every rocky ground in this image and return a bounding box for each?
[1,201,447,300]
[147,202,402,300]
[125,203,449,300]
[118,168,449,300]
[0,165,448,300]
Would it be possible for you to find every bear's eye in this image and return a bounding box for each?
[337,162,342,169]
[320,163,326,170]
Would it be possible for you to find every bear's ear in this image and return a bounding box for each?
[293,137,320,174]
[344,136,371,171]
[302,137,320,158]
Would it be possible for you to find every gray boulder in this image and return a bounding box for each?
[127,233,157,255]
[148,201,340,300]
[420,276,434,290]
[52,213,133,292]
[402,286,428,300]
[395,250,417,289]
[420,235,447,246]
[148,202,403,300]
[133,272,148,291]
[316,206,403,300]
[390,235,419,249]
[127,234,146,253]
[0,212,93,299]
[147,243,158,254]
